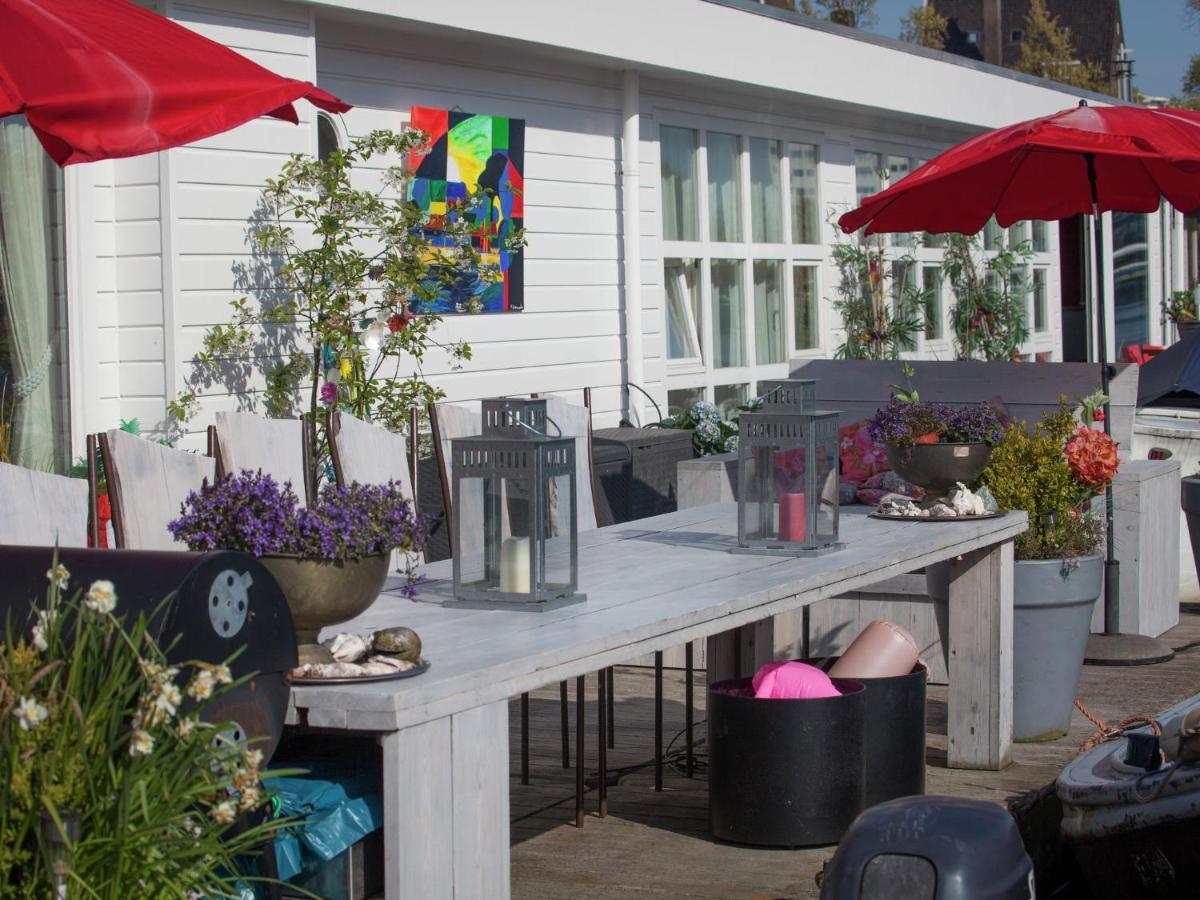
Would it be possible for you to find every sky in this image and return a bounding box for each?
[866,0,1196,99]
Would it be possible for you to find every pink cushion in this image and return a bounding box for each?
[838,420,890,485]
[751,661,842,700]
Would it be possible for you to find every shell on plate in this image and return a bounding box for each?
[372,626,422,661]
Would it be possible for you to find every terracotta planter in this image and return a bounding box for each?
[884,442,992,495]
[259,553,389,665]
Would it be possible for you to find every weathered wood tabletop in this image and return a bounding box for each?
[286,502,1026,899]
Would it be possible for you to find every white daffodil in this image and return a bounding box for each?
[129,729,155,757]
[152,681,181,722]
[176,717,197,739]
[210,799,237,825]
[244,748,264,771]
[212,664,233,686]
[14,696,48,731]
[84,579,117,614]
[30,612,49,652]
[186,669,215,701]
[45,564,69,590]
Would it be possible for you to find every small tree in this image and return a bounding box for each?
[813,0,877,29]
[899,4,948,48]
[1013,0,1111,94]
[173,130,520,479]
[943,232,1032,361]
[830,235,926,360]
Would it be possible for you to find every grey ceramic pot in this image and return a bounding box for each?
[927,554,1102,742]
[884,442,992,495]
[259,553,389,665]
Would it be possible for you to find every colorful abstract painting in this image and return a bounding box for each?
[407,106,525,313]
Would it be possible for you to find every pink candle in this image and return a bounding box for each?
[778,492,807,543]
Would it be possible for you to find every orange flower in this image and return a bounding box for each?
[1064,426,1119,489]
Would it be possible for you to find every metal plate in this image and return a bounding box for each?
[291,659,430,686]
[868,510,1005,523]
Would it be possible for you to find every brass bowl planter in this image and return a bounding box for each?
[259,553,389,665]
[884,442,992,495]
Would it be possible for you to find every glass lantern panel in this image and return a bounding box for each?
[740,440,779,544]
[541,471,575,596]
[498,474,534,596]
[812,418,840,546]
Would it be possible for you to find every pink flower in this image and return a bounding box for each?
[320,381,338,406]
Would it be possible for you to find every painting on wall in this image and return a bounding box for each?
[407,106,525,313]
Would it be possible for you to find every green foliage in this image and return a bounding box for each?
[829,236,926,360]
[981,402,1105,560]
[659,400,740,456]
[813,0,877,28]
[899,4,948,48]
[943,232,1032,360]
[1164,289,1197,323]
[1013,0,1112,95]
[174,129,520,480]
[0,559,295,896]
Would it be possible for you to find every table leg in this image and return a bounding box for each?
[381,700,511,899]
[946,540,1014,771]
[705,619,774,685]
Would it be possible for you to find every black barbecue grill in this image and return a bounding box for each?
[0,545,296,763]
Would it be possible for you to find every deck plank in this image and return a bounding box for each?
[508,609,1200,899]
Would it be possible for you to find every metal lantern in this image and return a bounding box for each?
[736,379,843,555]
[449,398,585,610]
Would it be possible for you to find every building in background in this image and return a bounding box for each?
[0,0,1182,469]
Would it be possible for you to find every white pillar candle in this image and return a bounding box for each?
[500,537,531,593]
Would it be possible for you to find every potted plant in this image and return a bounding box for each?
[170,470,427,664]
[0,560,291,895]
[868,388,1005,495]
[1165,289,1199,340]
[978,399,1117,741]
[659,400,740,457]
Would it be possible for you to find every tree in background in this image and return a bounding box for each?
[1181,0,1200,105]
[798,0,877,29]
[899,4,948,48]
[1013,0,1110,94]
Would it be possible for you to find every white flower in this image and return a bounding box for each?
[14,696,48,731]
[244,748,264,771]
[237,785,263,812]
[84,580,117,614]
[176,717,197,739]
[186,670,215,701]
[210,799,237,825]
[152,681,181,722]
[129,729,155,757]
[212,664,233,686]
[30,611,49,652]
[45,564,69,590]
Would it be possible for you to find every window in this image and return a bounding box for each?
[1031,220,1049,253]
[888,156,916,248]
[317,113,340,161]
[855,151,884,244]
[789,142,819,244]
[750,139,783,243]
[707,132,742,242]
[1007,221,1028,247]
[664,259,702,361]
[0,117,70,472]
[923,267,943,340]
[667,386,705,418]
[1010,29,1024,42]
[711,259,745,368]
[793,265,819,351]
[1113,212,1149,348]
[1033,268,1048,332]
[660,126,699,241]
[715,383,749,420]
[753,260,785,364]
[966,31,979,44]
[983,217,1002,250]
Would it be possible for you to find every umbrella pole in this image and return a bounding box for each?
[1083,155,1174,666]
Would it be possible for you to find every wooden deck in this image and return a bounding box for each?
[508,608,1200,899]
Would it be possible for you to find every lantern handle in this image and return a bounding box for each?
[516,416,564,439]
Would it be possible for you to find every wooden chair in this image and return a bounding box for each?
[328,409,425,564]
[97,428,216,551]
[209,411,311,504]
[0,460,90,548]
[430,392,608,823]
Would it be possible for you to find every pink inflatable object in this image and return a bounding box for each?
[752,661,842,700]
[828,620,919,680]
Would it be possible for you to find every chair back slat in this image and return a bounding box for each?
[101,429,215,551]
[212,412,309,503]
[0,461,89,548]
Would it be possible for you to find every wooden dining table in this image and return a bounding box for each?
[286,502,1026,899]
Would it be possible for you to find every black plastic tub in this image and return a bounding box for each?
[804,658,928,807]
[708,677,866,847]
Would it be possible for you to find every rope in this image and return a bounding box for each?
[1074,697,1163,757]
[12,342,52,399]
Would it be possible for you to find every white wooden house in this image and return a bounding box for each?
[1,0,1185,468]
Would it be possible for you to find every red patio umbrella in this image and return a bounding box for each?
[840,100,1198,665]
[0,0,350,166]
